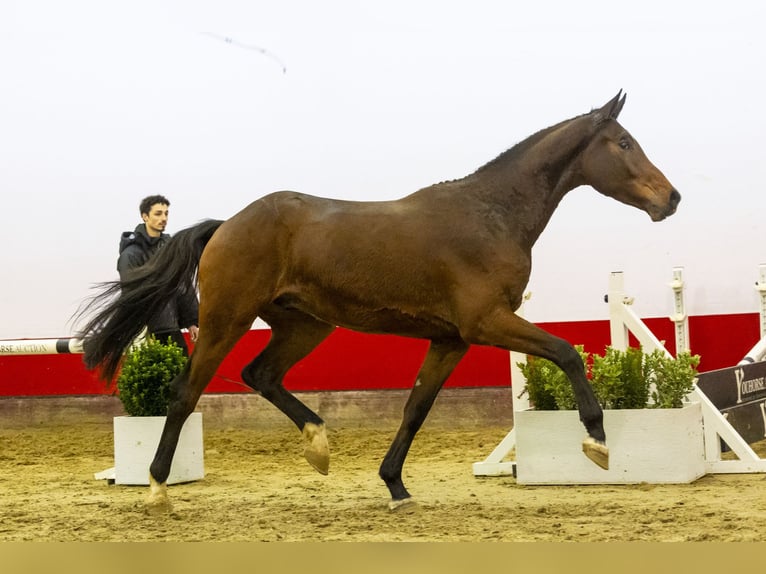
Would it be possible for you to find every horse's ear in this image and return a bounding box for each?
[594,91,626,123]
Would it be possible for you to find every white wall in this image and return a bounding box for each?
[2,0,765,338]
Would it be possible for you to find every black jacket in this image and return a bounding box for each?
[117,224,199,335]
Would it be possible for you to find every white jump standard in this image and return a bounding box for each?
[473,269,766,482]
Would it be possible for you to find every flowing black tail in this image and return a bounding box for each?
[76,219,224,381]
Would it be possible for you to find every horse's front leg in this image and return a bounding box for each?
[379,338,468,510]
[467,309,608,469]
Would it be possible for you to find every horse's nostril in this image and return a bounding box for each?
[670,189,681,207]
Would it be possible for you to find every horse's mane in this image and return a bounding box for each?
[416,108,596,191]
[470,112,591,177]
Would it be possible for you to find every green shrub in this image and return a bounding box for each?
[590,346,650,409]
[646,349,701,408]
[116,336,187,417]
[518,346,700,410]
[517,345,588,411]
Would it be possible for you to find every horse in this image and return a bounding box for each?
[78,92,680,512]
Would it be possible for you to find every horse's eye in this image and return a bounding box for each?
[619,138,632,150]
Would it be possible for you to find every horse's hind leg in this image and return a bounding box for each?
[379,338,469,510]
[241,308,335,474]
[147,320,253,513]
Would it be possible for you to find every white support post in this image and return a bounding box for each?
[669,267,690,354]
[608,272,670,357]
[607,272,630,351]
[510,350,529,413]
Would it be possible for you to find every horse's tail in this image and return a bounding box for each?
[77,219,224,381]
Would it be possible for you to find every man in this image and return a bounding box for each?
[117,195,199,354]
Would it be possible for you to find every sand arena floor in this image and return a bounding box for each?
[1,391,765,542]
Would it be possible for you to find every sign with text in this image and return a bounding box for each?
[696,361,766,445]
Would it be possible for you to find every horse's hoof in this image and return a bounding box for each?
[145,476,172,515]
[388,497,419,512]
[302,422,330,475]
[582,436,609,470]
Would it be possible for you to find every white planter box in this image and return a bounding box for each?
[514,403,705,485]
[112,412,205,485]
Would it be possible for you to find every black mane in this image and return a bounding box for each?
[470,111,592,177]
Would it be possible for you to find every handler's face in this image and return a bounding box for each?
[142,203,169,237]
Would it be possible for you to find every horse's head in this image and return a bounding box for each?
[579,92,680,222]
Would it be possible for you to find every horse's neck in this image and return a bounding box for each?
[464,117,592,245]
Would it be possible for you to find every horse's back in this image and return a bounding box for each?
[204,187,524,289]
[200,190,408,281]
[219,190,429,248]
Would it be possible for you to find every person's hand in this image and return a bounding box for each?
[188,325,199,343]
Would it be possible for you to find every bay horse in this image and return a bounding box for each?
[79,92,680,512]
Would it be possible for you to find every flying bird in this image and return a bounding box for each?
[200,31,287,74]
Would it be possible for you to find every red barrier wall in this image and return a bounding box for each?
[0,313,759,397]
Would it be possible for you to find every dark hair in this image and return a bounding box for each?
[139,195,171,216]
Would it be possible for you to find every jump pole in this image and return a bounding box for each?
[0,338,84,356]
[0,329,147,358]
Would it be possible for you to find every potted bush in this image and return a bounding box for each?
[108,336,204,485]
[513,346,706,485]
[116,335,187,416]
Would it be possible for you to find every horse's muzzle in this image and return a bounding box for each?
[653,188,681,221]
[668,189,681,212]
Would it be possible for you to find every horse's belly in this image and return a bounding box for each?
[273,292,458,340]
[338,307,459,340]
